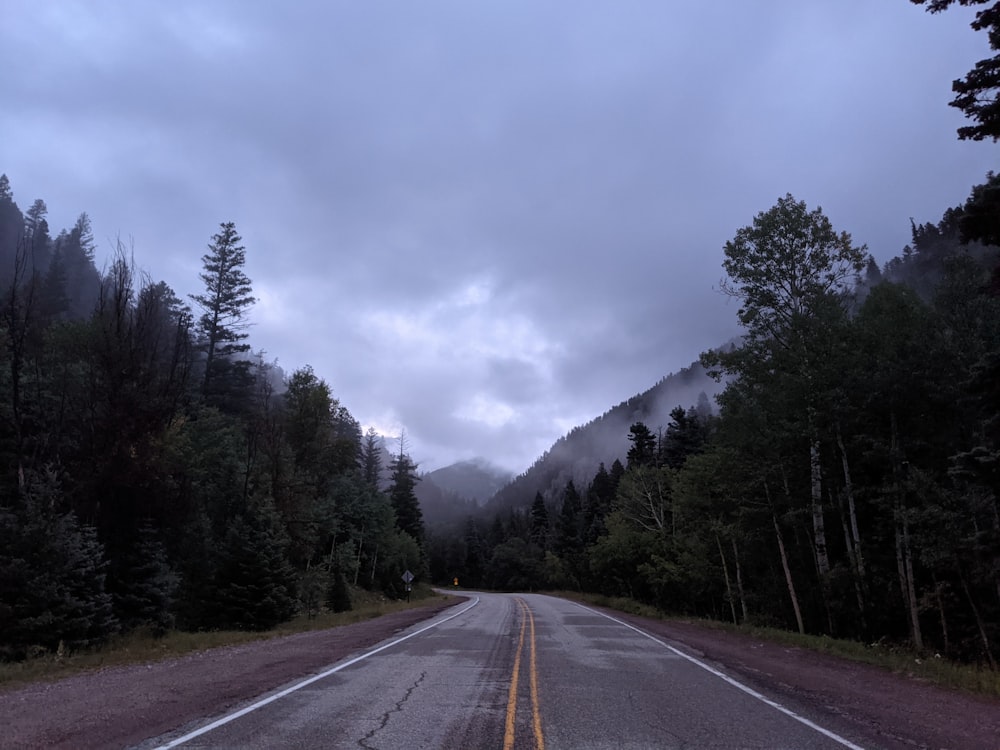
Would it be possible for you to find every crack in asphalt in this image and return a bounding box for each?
[358,671,427,749]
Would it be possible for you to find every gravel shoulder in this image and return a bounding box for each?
[0,599,456,750]
[2,595,998,749]
[607,611,1000,750]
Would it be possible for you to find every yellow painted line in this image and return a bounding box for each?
[503,599,527,750]
[526,601,545,750]
[504,598,545,750]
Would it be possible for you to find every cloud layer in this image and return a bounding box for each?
[1,0,989,471]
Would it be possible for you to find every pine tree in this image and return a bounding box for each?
[388,437,424,545]
[327,563,353,613]
[359,426,383,488]
[23,199,51,274]
[660,406,707,469]
[58,213,101,318]
[189,222,255,400]
[529,492,549,549]
[0,469,117,659]
[212,499,297,631]
[626,422,657,468]
[0,174,24,290]
[110,522,179,634]
[555,480,582,554]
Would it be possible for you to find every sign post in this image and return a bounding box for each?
[402,569,414,602]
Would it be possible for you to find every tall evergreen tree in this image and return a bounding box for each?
[626,422,657,468]
[57,213,101,318]
[0,174,24,289]
[661,406,708,469]
[189,222,255,399]
[360,426,383,488]
[22,199,51,274]
[529,491,550,549]
[555,480,582,554]
[388,436,424,545]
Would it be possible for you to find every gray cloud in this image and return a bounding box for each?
[1,0,989,472]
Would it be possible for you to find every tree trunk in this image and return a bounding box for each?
[732,536,749,623]
[932,575,949,656]
[835,424,865,579]
[809,431,830,577]
[957,565,997,669]
[902,513,922,650]
[891,411,923,651]
[354,527,365,586]
[836,486,868,633]
[767,481,805,634]
[4,239,33,494]
[716,533,738,625]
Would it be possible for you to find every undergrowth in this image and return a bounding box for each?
[0,585,447,690]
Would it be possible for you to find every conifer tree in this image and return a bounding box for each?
[327,563,353,613]
[0,469,117,659]
[626,422,657,468]
[110,522,178,634]
[555,480,582,554]
[388,436,424,545]
[211,499,297,631]
[189,222,255,399]
[360,426,384,488]
[529,492,549,549]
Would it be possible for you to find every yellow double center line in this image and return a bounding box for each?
[503,597,544,750]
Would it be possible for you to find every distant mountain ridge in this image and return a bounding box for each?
[484,359,723,514]
[416,458,513,527]
[423,459,512,504]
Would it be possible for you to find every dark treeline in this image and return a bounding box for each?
[428,175,1000,667]
[0,175,427,660]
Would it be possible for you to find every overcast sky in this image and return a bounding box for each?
[1,1,991,473]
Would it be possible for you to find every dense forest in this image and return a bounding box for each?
[0,177,429,659]
[1,177,998,668]
[425,175,1000,667]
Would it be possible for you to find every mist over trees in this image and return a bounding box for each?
[424,33,1000,666]
[426,175,1000,667]
[0,180,427,658]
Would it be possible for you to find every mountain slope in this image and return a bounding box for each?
[485,359,723,513]
[424,459,512,504]
[416,459,512,527]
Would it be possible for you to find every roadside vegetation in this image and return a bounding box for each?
[0,585,446,691]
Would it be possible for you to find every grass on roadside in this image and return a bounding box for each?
[0,585,450,691]
[551,590,1000,699]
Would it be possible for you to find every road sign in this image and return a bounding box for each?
[402,569,414,584]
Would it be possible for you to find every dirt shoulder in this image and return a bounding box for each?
[2,596,998,749]
[608,611,1000,750]
[0,598,456,750]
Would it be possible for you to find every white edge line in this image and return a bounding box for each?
[573,602,867,750]
[152,596,480,749]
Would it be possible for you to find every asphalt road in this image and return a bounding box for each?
[142,593,871,749]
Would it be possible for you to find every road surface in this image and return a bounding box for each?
[141,592,871,749]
